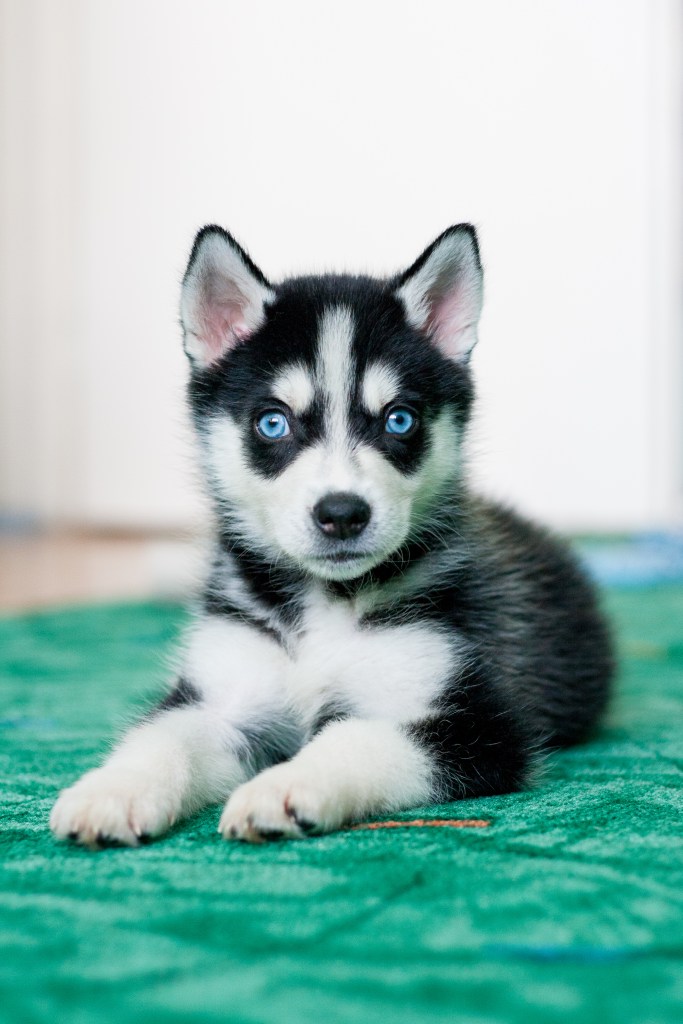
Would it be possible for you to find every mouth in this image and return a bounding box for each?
[302,549,381,579]
[311,551,375,563]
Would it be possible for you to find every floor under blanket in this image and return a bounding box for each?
[1,585,682,1024]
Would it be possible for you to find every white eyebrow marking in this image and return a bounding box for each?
[362,362,401,415]
[315,305,355,448]
[271,363,315,413]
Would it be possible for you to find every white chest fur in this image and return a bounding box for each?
[285,590,457,726]
[185,588,459,732]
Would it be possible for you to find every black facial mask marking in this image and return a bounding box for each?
[188,276,473,483]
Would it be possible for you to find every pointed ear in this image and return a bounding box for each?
[180,226,274,367]
[394,225,483,362]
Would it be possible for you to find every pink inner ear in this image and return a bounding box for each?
[428,288,464,334]
[427,278,479,358]
[198,299,249,364]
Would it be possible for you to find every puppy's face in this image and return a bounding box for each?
[182,228,482,580]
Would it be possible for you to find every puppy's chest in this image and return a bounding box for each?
[284,591,457,725]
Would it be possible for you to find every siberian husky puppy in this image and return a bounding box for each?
[51,225,613,847]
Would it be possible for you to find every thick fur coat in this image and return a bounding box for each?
[51,225,613,846]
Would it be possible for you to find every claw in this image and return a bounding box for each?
[285,798,317,835]
[255,828,285,841]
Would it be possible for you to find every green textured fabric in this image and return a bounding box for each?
[1,588,682,1024]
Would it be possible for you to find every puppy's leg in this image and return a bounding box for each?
[50,704,251,847]
[220,666,533,842]
[219,718,433,841]
[51,615,294,847]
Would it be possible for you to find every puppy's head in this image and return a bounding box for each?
[181,226,482,580]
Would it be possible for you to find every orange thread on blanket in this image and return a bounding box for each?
[349,818,491,830]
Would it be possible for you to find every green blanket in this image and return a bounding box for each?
[1,587,681,1024]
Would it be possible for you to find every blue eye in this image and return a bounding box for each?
[256,411,291,440]
[385,408,416,436]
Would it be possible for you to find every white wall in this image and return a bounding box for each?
[1,0,681,531]
[0,0,82,522]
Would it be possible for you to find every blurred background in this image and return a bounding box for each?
[1,0,681,609]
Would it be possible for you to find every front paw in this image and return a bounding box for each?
[218,764,342,843]
[50,767,179,848]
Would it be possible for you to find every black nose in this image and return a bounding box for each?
[313,492,371,540]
